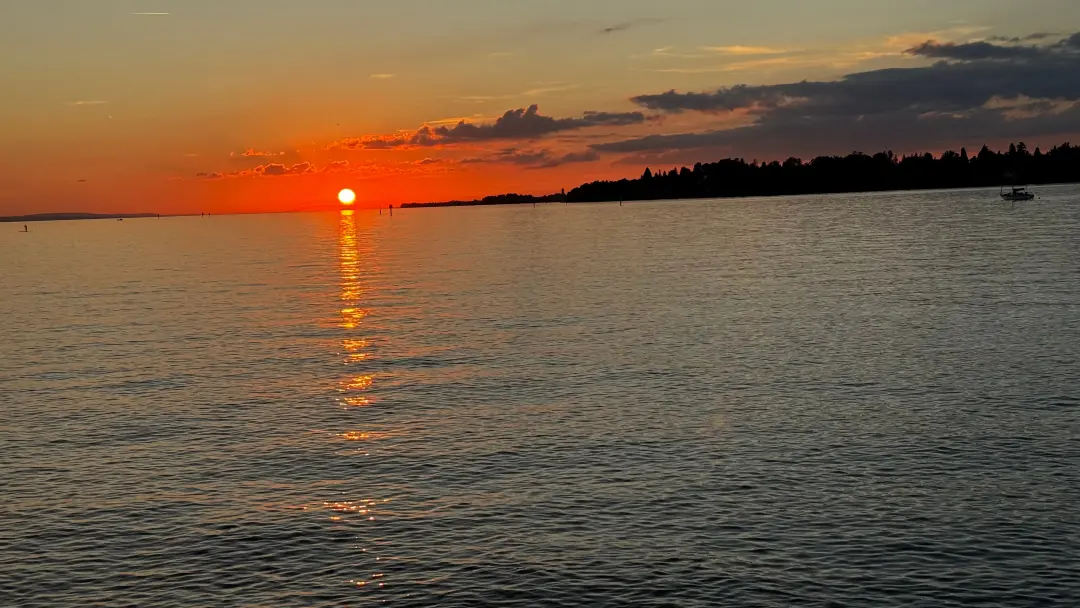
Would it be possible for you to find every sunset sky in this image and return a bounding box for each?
[3,0,1080,215]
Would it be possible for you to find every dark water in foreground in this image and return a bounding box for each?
[2,187,1080,607]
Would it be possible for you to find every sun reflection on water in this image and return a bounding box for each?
[334,209,389,594]
[338,210,373,404]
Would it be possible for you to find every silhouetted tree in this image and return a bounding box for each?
[565,141,1080,203]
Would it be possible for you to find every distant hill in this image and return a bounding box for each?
[0,213,160,223]
[401,192,565,208]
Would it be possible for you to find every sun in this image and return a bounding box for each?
[338,188,356,205]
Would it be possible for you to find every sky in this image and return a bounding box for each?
[2,0,1080,215]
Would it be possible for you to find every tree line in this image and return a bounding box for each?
[565,142,1080,203]
[402,192,565,208]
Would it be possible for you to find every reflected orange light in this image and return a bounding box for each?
[344,396,371,407]
[344,375,373,391]
[343,339,367,351]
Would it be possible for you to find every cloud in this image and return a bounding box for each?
[234,148,286,158]
[599,18,663,35]
[632,85,790,113]
[198,161,319,179]
[905,40,1045,61]
[537,150,600,168]
[701,45,788,55]
[432,105,646,142]
[328,105,649,150]
[66,100,108,106]
[988,32,1058,43]
[637,26,993,76]
[459,147,600,169]
[130,12,170,15]
[452,82,580,102]
[599,30,1080,158]
[370,73,395,79]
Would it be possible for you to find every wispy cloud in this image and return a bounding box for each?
[453,82,580,103]
[130,12,170,15]
[66,100,108,106]
[232,149,286,158]
[640,26,994,76]
[701,45,789,55]
[370,73,395,79]
[599,18,663,35]
[638,26,994,77]
[459,147,600,169]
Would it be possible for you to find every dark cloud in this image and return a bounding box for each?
[329,105,648,150]
[604,31,1080,159]
[632,85,790,113]
[431,105,646,142]
[905,40,1046,60]
[595,104,1080,160]
[988,32,1057,43]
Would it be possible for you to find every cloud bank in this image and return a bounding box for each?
[329,105,648,150]
[598,31,1080,158]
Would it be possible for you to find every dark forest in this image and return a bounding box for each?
[566,142,1080,203]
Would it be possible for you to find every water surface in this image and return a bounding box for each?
[3,187,1080,606]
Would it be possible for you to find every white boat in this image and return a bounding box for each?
[1000,185,1035,201]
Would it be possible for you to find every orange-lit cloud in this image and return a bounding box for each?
[701,45,789,55]
[327,105,649,150]
[234,148,287,157]
[198,161,318,179]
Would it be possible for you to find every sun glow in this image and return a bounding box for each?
[338,188,356,205]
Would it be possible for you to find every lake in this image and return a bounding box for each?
[3,187,1079,607]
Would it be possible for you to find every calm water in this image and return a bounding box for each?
[3,188,1080,607]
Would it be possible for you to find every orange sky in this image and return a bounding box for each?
[2,1,1078,216]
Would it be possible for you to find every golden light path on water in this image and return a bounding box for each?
[338,209,373,409]
[332,209,388,592]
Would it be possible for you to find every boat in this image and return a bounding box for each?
[1000,185,1035,201]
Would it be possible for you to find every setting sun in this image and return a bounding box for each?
[338,189,356,205]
